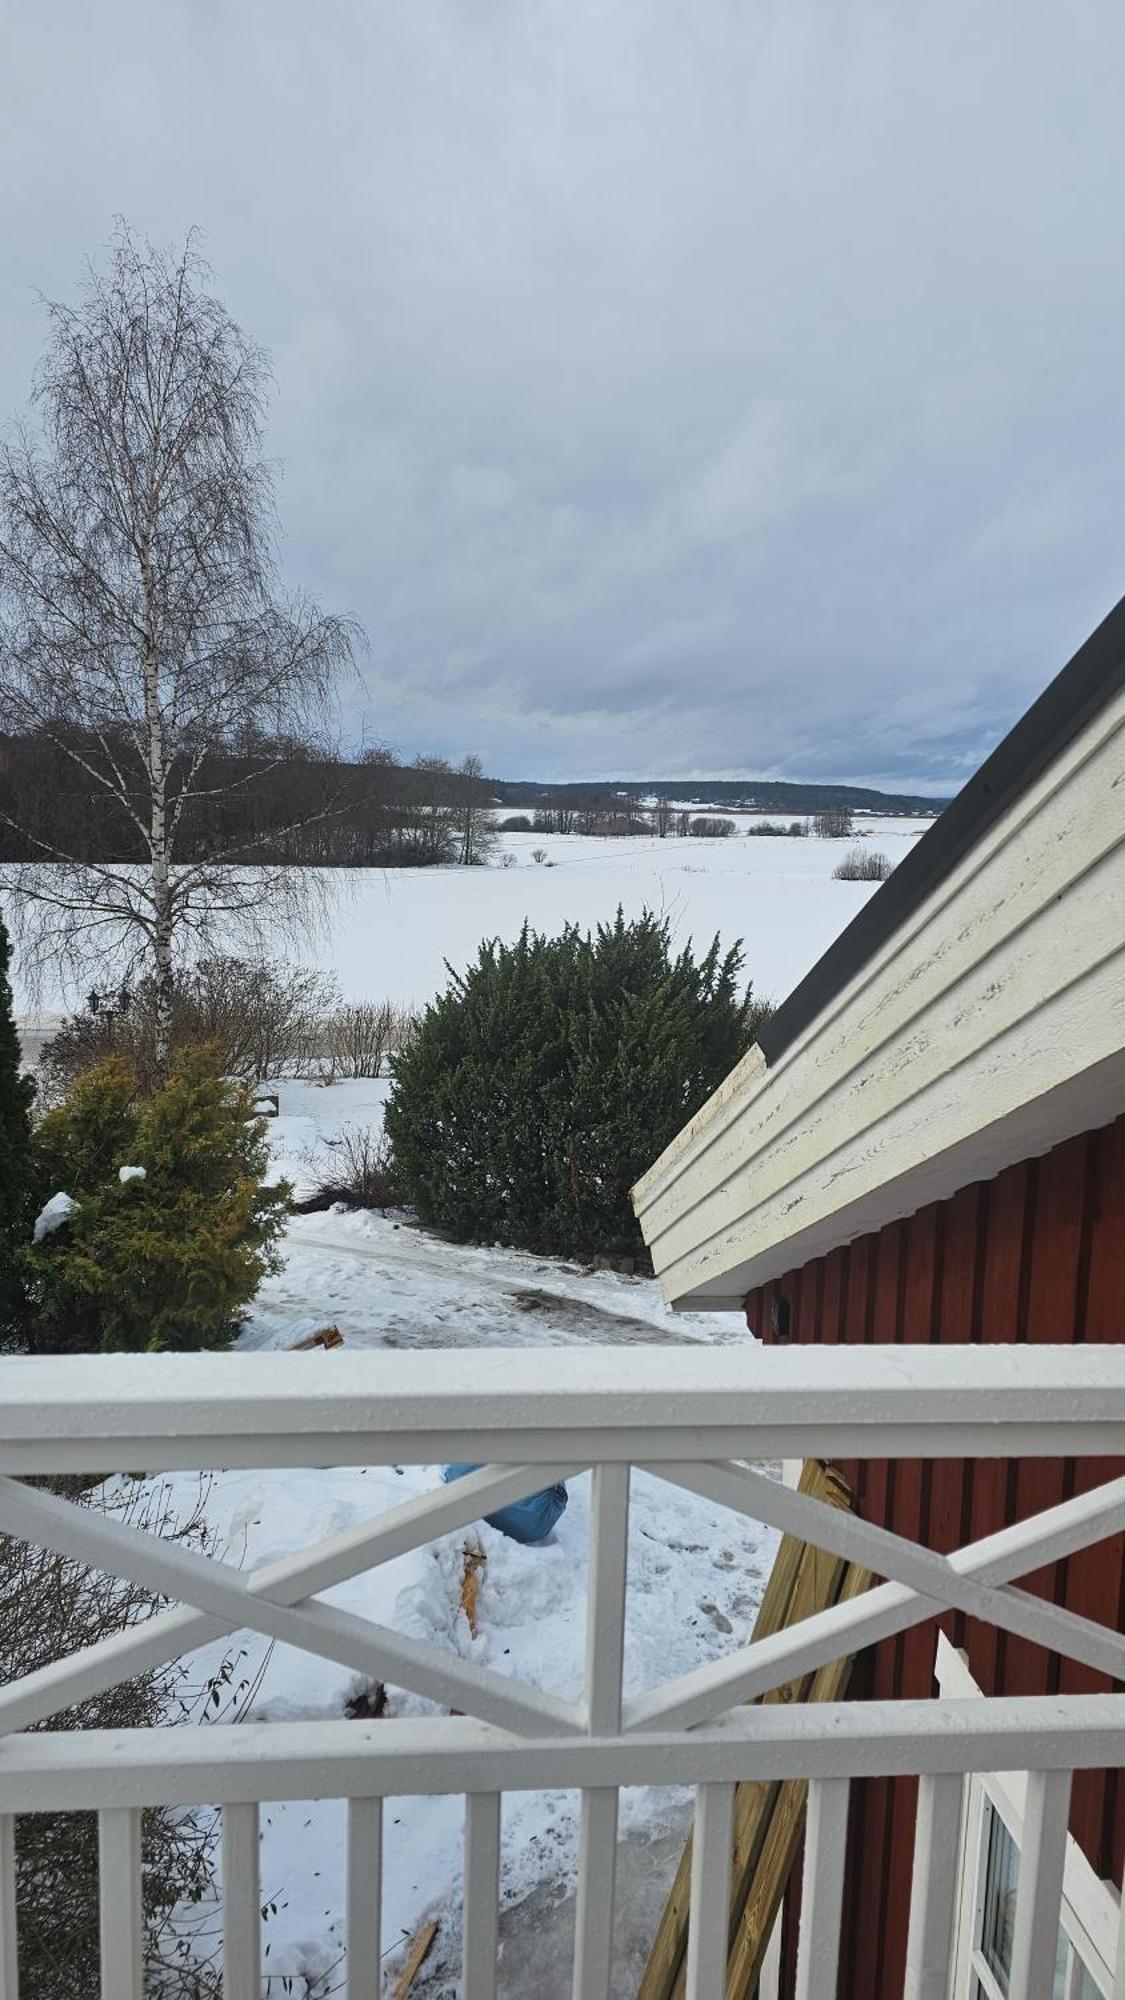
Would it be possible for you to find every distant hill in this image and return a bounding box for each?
[491,776,948,817]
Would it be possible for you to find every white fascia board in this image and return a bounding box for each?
[634,687,1125,1309]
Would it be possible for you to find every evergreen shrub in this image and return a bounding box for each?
[385,909,768,1258]
[25,1045,289,1353]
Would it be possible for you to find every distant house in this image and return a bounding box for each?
[634,599,1125,1997]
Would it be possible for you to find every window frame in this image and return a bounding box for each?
[938,1635,1118,1997]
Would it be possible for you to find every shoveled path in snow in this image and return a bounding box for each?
[242,1206,743,1355]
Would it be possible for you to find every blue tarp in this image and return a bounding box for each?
[441,1463,569,1544]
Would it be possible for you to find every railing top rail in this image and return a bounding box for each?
[2,1346,1125,1472]
[3,1699,1125,1811]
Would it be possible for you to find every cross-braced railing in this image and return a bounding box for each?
[1,1346,1124,2000]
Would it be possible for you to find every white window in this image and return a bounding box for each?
[939,1637,1120,1998]
[965,1792,1105,1999]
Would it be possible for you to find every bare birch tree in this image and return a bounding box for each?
[0,227,356,1066]
[454,754,497,866]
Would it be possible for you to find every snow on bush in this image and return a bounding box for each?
[32,1190,78,1242]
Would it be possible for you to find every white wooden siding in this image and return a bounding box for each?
[633,684,1125,1308]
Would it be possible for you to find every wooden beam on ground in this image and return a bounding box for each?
[288,1325,345,1351]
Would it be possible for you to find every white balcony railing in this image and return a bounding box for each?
[1,1345,1124,2000]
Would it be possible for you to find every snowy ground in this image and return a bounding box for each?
[144,1081,776,1996]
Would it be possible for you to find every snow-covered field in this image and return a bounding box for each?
[293,816,925,1017]
[12,814,928,1028]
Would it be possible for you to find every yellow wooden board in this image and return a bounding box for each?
[637,1461,873,2000]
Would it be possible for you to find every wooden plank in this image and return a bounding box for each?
[392,1919,438,1998]
[637,1463,833,2000]
[896,1201,941,1697]
[638,1461,863,2000]
[963,1160,1031,1695]
[724,1566,874,2000]
[1007,1142,1084,1698]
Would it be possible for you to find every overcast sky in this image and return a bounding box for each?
[3,2,1125,792]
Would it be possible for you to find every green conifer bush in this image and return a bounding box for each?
[26,1045,289,1353]
[385,909,767,1259]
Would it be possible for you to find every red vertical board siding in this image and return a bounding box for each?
[752,1113,1125,2000]
[1063,1121,1125,1871]
[962,1159,1033,1696]
[843,1223,901,2000]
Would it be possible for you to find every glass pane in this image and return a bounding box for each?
[980,1805,1019,1989]
[975,1797,1108,2000]
[1072,1963,1106,2000]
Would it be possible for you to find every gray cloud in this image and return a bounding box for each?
[3,0,1124,790]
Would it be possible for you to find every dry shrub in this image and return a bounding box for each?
[833,846,892,882]
[302,1124,399,1211]
[300,1002,421,1083]
[39,958,338,1100]
[2,1476,257,1996]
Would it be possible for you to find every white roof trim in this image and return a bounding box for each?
[635,684,1125,1308]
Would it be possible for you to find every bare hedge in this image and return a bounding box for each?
[833,846,892,882]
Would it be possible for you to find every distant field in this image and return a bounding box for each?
[10,813,929,1027]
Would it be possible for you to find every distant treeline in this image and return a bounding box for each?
[0,730,943,869]
[0,732,495,867]
[493,776,946,816]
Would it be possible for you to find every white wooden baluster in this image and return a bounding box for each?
[685,1782,735,2000]
[795,1778,850,2000]
[1113,1865,1125,2000]
[346,1798,382,1999]
[462,1791,501,2000]
[572,1463,631,2000]
[1008,1770,1072,2000]
[98,1807,142,2000]
[904,1773,963,2000]
[0,1816,16,2000]
[222,1803,261,2000]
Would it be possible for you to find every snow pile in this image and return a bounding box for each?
[32,1191,79,1242]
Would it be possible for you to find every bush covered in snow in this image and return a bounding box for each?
[0,912,34,1345]
[24,1046,289,1354]
[386,909,767,1258]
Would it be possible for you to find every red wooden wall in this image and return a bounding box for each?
[745,1113,1125,2000]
